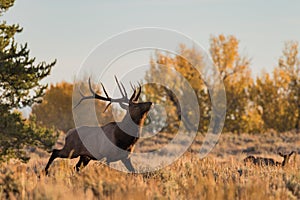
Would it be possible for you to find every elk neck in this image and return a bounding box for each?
[118,112,146,136]
[114,112,146,151]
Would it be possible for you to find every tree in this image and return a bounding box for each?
[278,41,300,131]
[31,82,75,132]
[252,41,300,132]
[0,0,56,162]
[210,35,253,133]
[31,81,114,132]
[144,35,300,134]
[145,45,209,133]
[145,35,253,134]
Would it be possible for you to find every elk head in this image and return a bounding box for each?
[279,151,295,167]
[74,76,152,129]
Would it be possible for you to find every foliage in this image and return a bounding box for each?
[0,0,14,13]
[145,45,208,133]
[0,106,56,162]
[209,35,253,133]
[145,35,253,133]
[278,41,300,130]
[0,0,57,162]
[145,45,210,132]
[252,41,300,132]
[31,82,75,132]
[145,34,300,134]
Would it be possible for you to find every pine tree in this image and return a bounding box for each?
[0,0,57,162]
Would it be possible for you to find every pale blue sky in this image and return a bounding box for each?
[3,0,300,84]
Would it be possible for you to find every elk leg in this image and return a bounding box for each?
[44,149,60,175]
[75,156,84,171]
[82,156,91,166]
[121,158,135,172]
[75,156,91,171]
[45,148,78,175]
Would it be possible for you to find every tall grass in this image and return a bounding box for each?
[1,131,299,199]
[0,153,299,200]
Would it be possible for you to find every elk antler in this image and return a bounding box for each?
[134,83,141,101]
[73,76,141,112]
[129,82,141,102]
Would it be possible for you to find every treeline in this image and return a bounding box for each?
[32,35,299,134]
[145,35,300,134]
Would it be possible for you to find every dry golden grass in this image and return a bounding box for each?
[1,131,300,200]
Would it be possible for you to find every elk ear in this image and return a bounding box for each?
[289,151,295,156]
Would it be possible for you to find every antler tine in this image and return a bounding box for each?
[130,82,135,91]
[74,76,131,111]
[120,82,128,98]
[103,102,112,113]
[129,90,136,102]
[73,84,95,109]
[73,78,112,110]
[129,82,139,102]
[77,86,85,98]
[114,76,126,98]
[134,82,142,101]
[101,83,109,98]
[88,78,106,99]
[73,87,86,109]
[88,77,94,95]
[90,78,111,101]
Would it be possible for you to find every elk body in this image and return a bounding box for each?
[44,77,152,175]
[243,151,295,167]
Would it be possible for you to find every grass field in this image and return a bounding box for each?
[1,131,300,200]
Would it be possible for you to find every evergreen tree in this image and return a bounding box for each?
[0,0,56,162]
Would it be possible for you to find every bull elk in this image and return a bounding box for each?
[44,77,152,175]
[243,151,295,167]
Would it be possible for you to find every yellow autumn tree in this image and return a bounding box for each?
[145,35,300,134]
[278,41,300,131]
[210,35,253,133]
[252,41,300,132]
[31,82,74,132]
[145,35,254,134]
[31,81,114,133]
[144,45,209,133]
